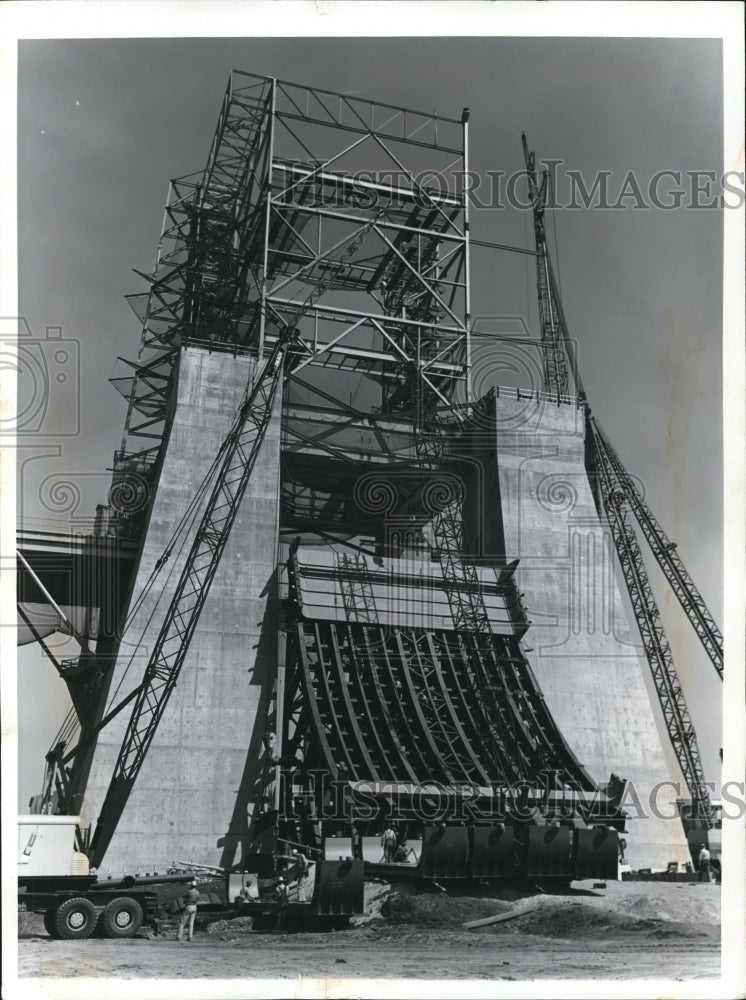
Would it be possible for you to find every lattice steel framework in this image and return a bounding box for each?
[589,416,714,820]
[522,134,585,400]
[79,73,475,856]
[284,547,596,795]
[593,422,723,679]
[113,71,472,494]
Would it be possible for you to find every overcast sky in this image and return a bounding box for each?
[13,31,728,805]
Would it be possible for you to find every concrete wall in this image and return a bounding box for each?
[82,347,282,872]
[472,389,690,870]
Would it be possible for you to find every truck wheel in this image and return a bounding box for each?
[54,897,97,940]
[101,897,143,938]
[43,909,60,938]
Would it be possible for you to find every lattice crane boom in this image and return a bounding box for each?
[589,417,713,820]
[521,133,570,398]
[593,421,723,679]
[520,134,719,819]
[88,335,289,867]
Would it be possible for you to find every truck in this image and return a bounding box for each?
[18,815,364,939]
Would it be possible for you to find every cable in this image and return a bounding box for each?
[524,200,532,336]
[119,419,242,636]
[102,491,203,715]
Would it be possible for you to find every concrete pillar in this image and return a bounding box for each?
[81,347,282,872]
[472,389,690,870]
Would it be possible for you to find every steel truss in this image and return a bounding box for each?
[522,134,585,400]
[114,71,472,508]
[589,416,714,819]
[593,422,723,679]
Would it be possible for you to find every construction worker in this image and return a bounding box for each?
[350,823,362,860]
[697,843,712,882]
[381,825,397,863]
[274,876,288,930]
[176,880,200,942]
[393,840,410,863]
[292,849,310,901]
[618,837,627,864]
[235,882,252,904]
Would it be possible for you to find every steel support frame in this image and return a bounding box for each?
[594,421,723,678]
[589,417,713,819]
[114,71,470,544]
[283,548,596,797]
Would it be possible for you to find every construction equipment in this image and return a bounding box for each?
[87,334,291,866]
[18,202,383,933]
[523,134,723,830]
[18,814,363,938]
[20,81,720,906]
[589,418,718,822]
[522,133,584,400]
[591,420,723,679]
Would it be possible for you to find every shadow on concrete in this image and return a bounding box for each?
[217,568,279,870]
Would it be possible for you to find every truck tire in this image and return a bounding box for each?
[54,897,97,940]
[43,909,59,938]
[101,897,143,938]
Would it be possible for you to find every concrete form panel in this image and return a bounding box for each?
[293,546,520,634]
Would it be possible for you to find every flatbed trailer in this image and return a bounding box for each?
[18,816,366,939]
[18,871,200,939]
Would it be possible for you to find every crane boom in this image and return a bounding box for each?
[593,421,723,679]
[88,336,289,867]
[521,133,570,398]
[589,416,713,820]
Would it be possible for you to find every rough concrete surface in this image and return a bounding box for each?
[82,347,283,872]
[486,391,691,870]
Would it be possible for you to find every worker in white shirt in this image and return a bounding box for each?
[697,843,712,882]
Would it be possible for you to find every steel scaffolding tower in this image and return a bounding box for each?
[113,71,472,486]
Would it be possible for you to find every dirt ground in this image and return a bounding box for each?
[15,879,721,987]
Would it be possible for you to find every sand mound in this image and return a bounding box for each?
[362,879,721,940]
[380,891,512,928]
[500,902,712,940]
[608,886,720,926]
